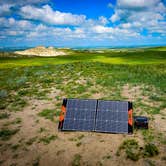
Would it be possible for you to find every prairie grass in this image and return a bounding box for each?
[0,128,19,140]
[0,48,165,164]
[39,135,58,144]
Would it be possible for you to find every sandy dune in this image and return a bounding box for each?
[15,46,67,57]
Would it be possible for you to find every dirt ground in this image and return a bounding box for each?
[0,84,166,166]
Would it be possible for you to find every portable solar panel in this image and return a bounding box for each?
[61,99,97,131]
[95,100,128,133]
[58,98,133,134]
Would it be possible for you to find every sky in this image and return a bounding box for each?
[0,0,166,47]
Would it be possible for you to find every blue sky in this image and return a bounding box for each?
[0,0,166,47]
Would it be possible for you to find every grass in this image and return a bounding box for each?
[76,142,82,147]
[38,127,47,133]
[117,139,159,161]
[38,109,60,121]
[0,112,10,119]
[0,47,165,164]
[11,118,22,124]
[142,129,155,142]
[102,155,112,160]
[39,135,58,144]
[72,154,82,166]
[116,139,140,161]
[0,128,19,140]
[0,49,166,69]
[11,144,20,151]
[143,143,159,157]
[26,137,37,145]
[56,150,65,156]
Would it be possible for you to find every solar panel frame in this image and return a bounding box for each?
[60,98,132,134]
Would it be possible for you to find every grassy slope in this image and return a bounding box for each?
[0,49,166,69]
[0,47,166,165]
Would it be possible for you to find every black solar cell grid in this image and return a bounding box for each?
[95,100,128,133]
[62,99,97,131]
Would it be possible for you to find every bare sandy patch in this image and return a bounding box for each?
[154,115,166,134]
[121,84,143,101]
[15,46,67,57]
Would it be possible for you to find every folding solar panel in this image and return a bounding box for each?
[58,98,133,134]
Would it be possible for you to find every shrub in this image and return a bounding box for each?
[117,139,140,161]
[143,143,159,157]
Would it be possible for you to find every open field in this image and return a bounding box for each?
[0,47,166,166]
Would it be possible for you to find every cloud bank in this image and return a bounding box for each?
[0,0,166,47]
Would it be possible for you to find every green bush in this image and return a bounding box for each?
[117,139,160,161]
[143,143,159,157]
[117,139,140,161]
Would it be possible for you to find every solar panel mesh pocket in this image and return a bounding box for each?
[62,99,97,131]
[95,100,128,133]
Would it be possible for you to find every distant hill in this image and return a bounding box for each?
[14,46,67,57]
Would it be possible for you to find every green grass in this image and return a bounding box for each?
[38,109,60,121]
[0,49,165,118]
[117,139,159,161]
[72,154,82,166]
[0,49,166,69]
[143,143,159,157]
[0,128,19,140]
[0,112,10,119]
[142,129,155,142]
[116,139,140,161]
[39,135,58,144]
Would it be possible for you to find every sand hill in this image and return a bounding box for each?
[15,46,67,56]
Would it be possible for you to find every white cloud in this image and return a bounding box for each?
[109,0,166,36]
[0,4,13,16]
[0,0,48,6]
[110,12,120,22]
[117,0,160,9]
[0,0,166,45]
[0,17,34,30]
[92,25,113,33]
[20,5,86,26]
[108,3,114,8]
[98,16,109,25]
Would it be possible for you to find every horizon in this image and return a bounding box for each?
[0,0,166,47]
